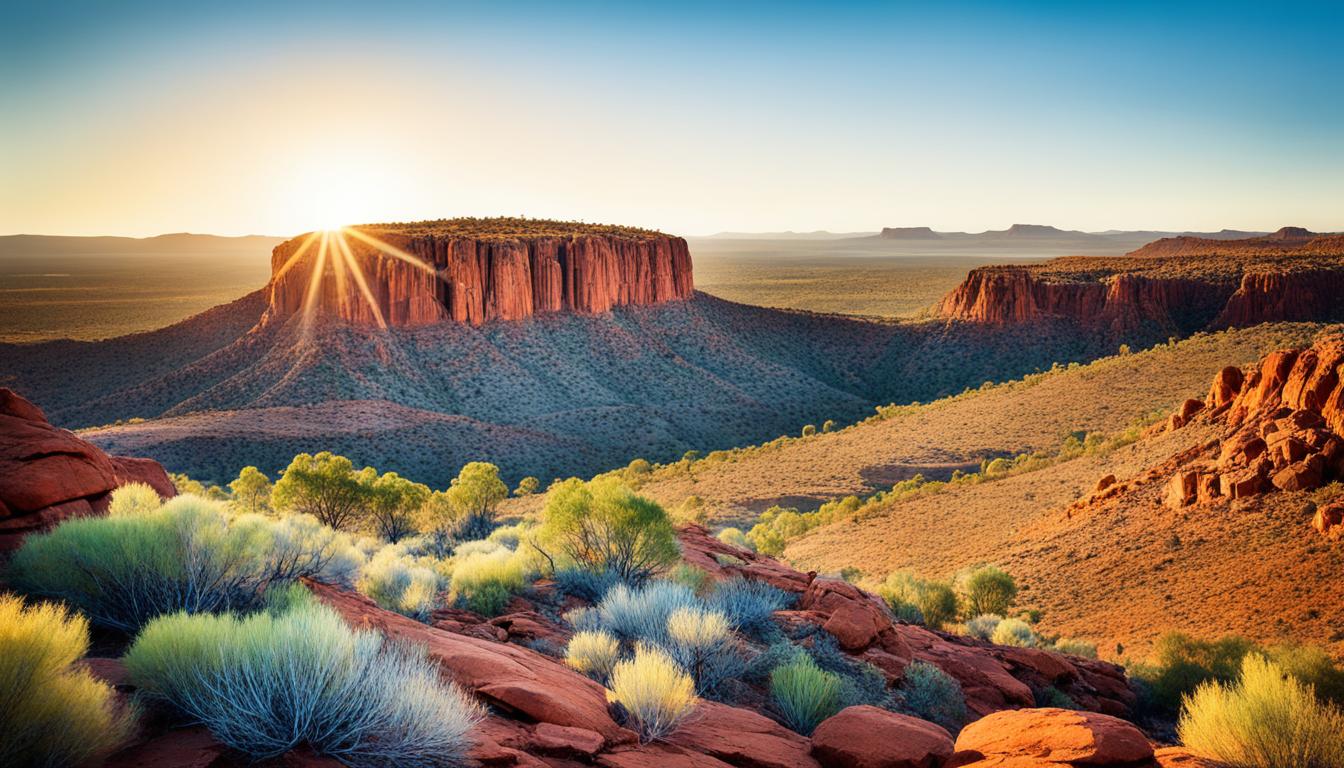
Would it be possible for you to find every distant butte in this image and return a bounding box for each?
[262,217,694,328]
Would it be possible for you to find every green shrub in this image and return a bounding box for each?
[991,618,1038,647]
[358,544,443,619]
[956,566,1017,617]
[715,527,754,551]
[964,614,1002,640]
[1131,633,1259,716]
[11,495,362,632]
[1052,638,1098,659]
[666,607,736,694]
[666,563,714,594]
[0,594,132,767]
[770,655,842,735]
[514,476,540,496]
[125,603,482,766]
[607,644,698,742]
[448,547,531,616]
[900,660,967,732]
[535,478,679,583]
[1036,686,1078,709]
[565,630,621,683]
[1178,654,1344,768]
[879,572,958,630]
[553,567,622,602]
[107,481,162,517]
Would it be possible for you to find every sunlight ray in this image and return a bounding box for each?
[270,230,320,283]
[336,230,388,330]
[344,227,436,274]
[300,231,330,330]
[330,232,349,310]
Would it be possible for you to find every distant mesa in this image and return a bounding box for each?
[878,226,941,239]
[938,226,1344,332]
[998,223,1071,238]
[262,217,694,328]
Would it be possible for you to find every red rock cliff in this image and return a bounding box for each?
[261,220,694,328]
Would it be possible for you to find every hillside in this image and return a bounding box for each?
[568,322,1343,659]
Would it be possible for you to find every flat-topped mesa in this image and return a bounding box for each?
[261,218,694,328]
[938,228,1344,332]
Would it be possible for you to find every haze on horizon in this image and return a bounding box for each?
[3,0,1342,239]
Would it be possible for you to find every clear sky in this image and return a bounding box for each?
[3,1,1342,237]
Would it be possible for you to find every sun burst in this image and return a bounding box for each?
[292,225,435,337]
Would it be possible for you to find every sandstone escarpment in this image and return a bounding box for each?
[938,228,1344,333]
[261,218,694,328]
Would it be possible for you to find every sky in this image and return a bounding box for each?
[2,1,1343,237]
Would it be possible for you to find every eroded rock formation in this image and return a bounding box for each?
[938,228,1344,333]
[261,219,694,328]
[0,388,174,550]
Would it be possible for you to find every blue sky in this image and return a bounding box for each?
[3,1,1342,236]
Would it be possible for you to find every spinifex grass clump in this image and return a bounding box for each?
[770,654,842,735]
[1178,654,1344,768]
[10,490,361,632]
[606,643,698,742]
[125,603,482,767]
[0,594,132,767]
[565,630,621,683]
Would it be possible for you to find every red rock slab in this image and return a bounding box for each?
[811,705,954,768]
[304,579,632,743]
[952,708,1152,766]
[668,700,819,768]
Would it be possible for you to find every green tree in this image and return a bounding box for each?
[369,472,431,542]
[821,420,836,433]
[446,462,507,537]
[514,476,540,497]
[534,477,679,583]
[271,452,373,531]
[957,565,1018,618]
[228,466,272,515]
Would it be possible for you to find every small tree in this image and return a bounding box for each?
[271,452,373,531]
[229,466,272,515]
[369,472,431,543]
[801,424,817,437]
[957,565,1018,618]
[534,478,679,584]
[514,476,540,497]
[821,420,836,433]
[446,462,507,538]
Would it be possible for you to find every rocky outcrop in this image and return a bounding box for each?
[261,220,694,328]
[0,388,174,550]
[938,228,1344,333]
[950,708,1153,767]
[811,706,954,768]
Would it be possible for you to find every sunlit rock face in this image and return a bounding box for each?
[261,219,694,328]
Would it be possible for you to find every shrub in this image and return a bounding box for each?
[666,607,736,694]
[900,660,967,731]
[565,630,621,683]
[991,618,1038,647]
[10,495,361,632]
[125,603,482,766]
[956,566,1017,617]
[964,614,1002,640]
[879,572,958,630]
[554,567,623,602]
[359,545,442,619]
[708,577,792,636]
[107,481,162,517]
[1036,686,1078,710]
[271,452,374,531]
[594,581,699,645]
[0,595,132,766]
[801,631,891,709]
[534,478,679,584]
[607,643,698,742]
[715,527,754,551]
[229,466,273,515]
[1052,638,1099,659]
[770,655,843,735]
[666,563,714,594]
[1131,633,1258,716]
[1178,655,1344,768]
[449,547,531,616]
[514,476,540,496]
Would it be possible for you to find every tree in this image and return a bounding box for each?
[514,476,540,497]
[447,462,507,534]
[821,420,836,433]
[271,452,373,531]
[801,424,817,437]
[229,466,272,515]
[533,477,679,583]
[369,472,430,542]
[957,565,1018,618]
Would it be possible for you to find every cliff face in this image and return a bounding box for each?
[937,267,1233,334]
[262,225,693,328]
[939,228,1344,333]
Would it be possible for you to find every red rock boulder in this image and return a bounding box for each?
[811,705,953,768]
[950,708,1152,766]
[0,388,174,549]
